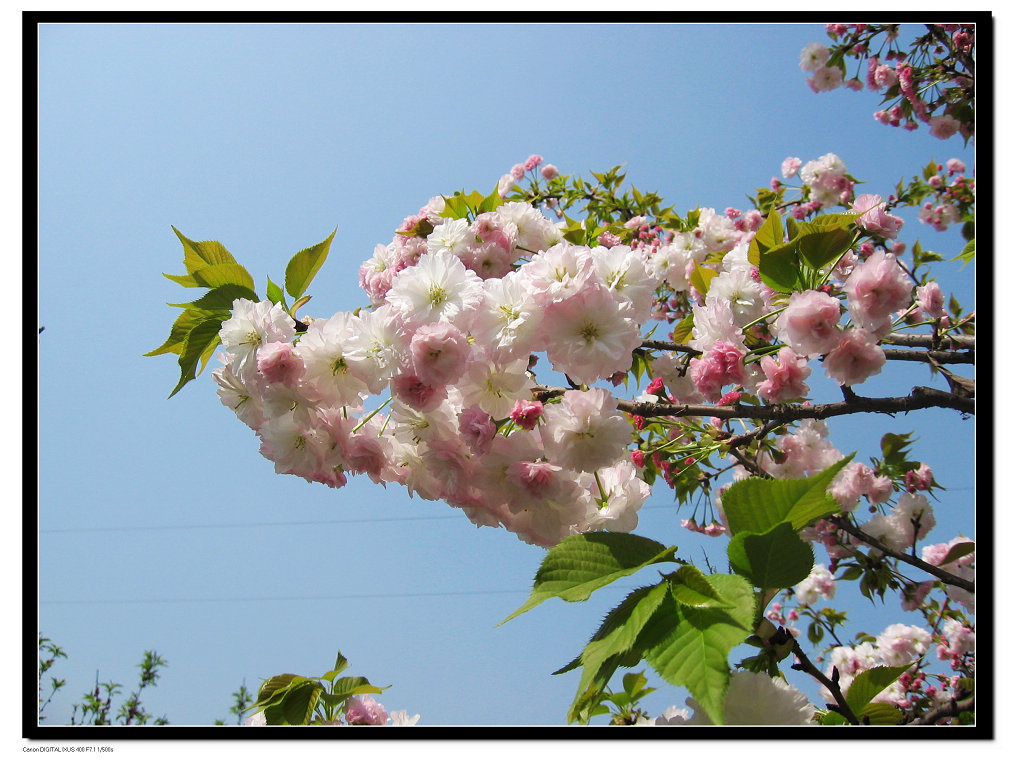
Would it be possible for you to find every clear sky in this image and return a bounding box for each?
[33,20,978,734]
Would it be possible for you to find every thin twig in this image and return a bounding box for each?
[790,641,861,725]
[908,695,975,725]
[828,516,975,593]
[531,384,974,419]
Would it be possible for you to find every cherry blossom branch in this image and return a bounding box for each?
[881,332,974,350]
[907,695,975,725]
[531,384,974,418]
[639,337,974,364]
[789,640,861,725]
[827,516,975,593]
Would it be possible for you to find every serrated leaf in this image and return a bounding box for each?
[266,277,288,309]
[845,664,912,716]
[172,226,239,275]
[192,262,256,291]
[953,238,975,266]
[256,673,302,705]
[747,210,784,267]
[169,283,259,311]
[563,584,670,708]
[721,455,855,536]
[145,307,230,357]
[168,317,226,398]
[796,222,856,271]
[285,227,337,300]
[500,533,678,624]
[263,680,322,725]
[689,263,718,296]
[162,272,201,288]
[727,522,815,589]
[668,564,732,608]
[329,676,388,701]
[645,574,755,725]
[756,240,801,293]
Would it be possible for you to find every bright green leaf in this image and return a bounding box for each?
[500,533,678,624]
[727,522,815,589]
[645,574,755,725]
[192,262,256,291]
[668,564,732,609]
[266,277,287,308]
[168,317,225,398]
[845,664,912,717]
[721,455,854,536]
[756,240,801,293]
[169,283,259,311]
[172,226,239,275]
[939,540,975,566]
[953,238,975,266]
[689,263,718,296]
[747,209,784,267]
[285,228,337,299]
[145,307,230,357]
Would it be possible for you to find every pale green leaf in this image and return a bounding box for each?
[500,533,678,624]
[285,228,337,299]
[721,455,854,536]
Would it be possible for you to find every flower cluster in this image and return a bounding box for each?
[801,24,975,140]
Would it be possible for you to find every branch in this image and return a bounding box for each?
[881,347,975,365]
[827,516,975,593]
[908,695,975,725]
[790,641,861,725]
[531,384,974,419]
[881,332,974,350]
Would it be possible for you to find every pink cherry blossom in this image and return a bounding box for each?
[843,250,912,335]
[756,347,811,402]
[822,328,886,386]
[345,695,388,726]
[775,289,842,357]
[509,399,543,430]
[409,321,472,387]
[850,194,904,239]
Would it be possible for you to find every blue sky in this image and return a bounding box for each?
[33,21,978,736]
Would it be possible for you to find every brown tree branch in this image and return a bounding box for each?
[790,640,861,725]
[827,516,975,593]
[908,695,975,725]
[881,332,975,350]
[531,384,974,419]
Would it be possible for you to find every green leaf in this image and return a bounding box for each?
[939,540,975,566]
[845,664,912,717]
[169,283,259,311]
[689,263,718,296]
[727,522,815,589]
[747,209,784,267]
[192,262,256,291]
[858,701,903,725]
[670,313,694,344]
[953,238,975,266]
[256,673,301,705]
[263,680,322,725]
[668,564,732,608]
[795,215,857,270]
[168,317,225,398]
[266,277,287,307]
[328,676,387,702]
[162,271,201,288]
[172,226,239,275]
[145,307,230,357]
[500,533,678,624]
[644,574,755,725]
[285,227,337,300]
[756,240,801,293]
[721,455,854,536]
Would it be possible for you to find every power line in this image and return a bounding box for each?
[37,588,547,606]
[36,488,975,535]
